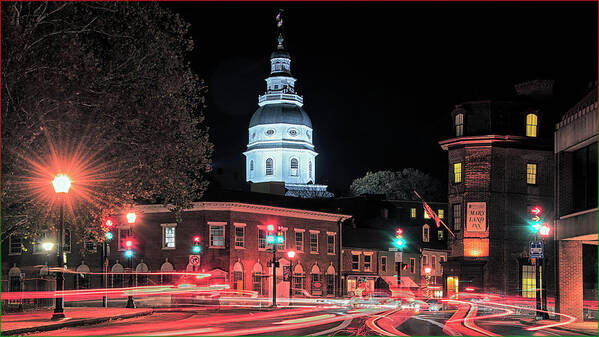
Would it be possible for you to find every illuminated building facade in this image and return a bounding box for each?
[244,13,329,197]
[439,80,556,298]
[554,82,597,321]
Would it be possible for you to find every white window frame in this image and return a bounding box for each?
[432,255,437,271]
[309,230,319,254]
[258,228,267,250]
[455,113,464,137]
[326,233,336,255]
[380,255,387,273]
[295,229,304,252]
[290,158,299,177]
[276,229,287,251]
[423,224,430,243]
[351,253,360,271]
[266,158,274,176]
[161,223,177,250]
[234,223,246,249]
[363,253,372,272]
[209,222,226,248]
[9,234,23,255]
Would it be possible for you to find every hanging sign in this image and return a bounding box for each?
[466,202,486,232]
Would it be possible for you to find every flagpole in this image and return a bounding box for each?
[413,190,456,238]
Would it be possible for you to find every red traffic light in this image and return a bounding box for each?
[267,224,275,232]
[193,236,200,242]
[530,206,542,216]
[539,224,551,236]
[104,218,114,228]
[125,240,133,248]
[396,228,403,236]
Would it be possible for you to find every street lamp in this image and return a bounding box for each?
[287,250,296,306]
[51,173,71,320]
[126,211,136,308]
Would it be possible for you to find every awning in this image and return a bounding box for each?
[382,276,419,288]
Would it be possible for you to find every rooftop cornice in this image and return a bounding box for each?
[438,135,551,151]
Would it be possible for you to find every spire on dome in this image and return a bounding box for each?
[275,9,286,50]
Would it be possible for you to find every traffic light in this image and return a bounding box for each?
[276,225,284,244]
[529,206,543,233]
[192,236,201,253]
[393,227,405,248]
[539,224,551,237]
[103,217,115,241]
[402,263,408,271]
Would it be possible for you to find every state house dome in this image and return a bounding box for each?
[249,103,312,128]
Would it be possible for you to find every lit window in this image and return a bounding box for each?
[438,209,444,219]
[352,254,360,270]
[364,254,372,271]
[381,256,387,273]
[453,204,462,231]
[424,208,431,219]
[295,231,304,252]
[9,235,22,255]
[438,230,444,241]
[311,235,319,253]
[522,265,536,298]
[527,163,537,185]
[258,229,267,249]
[423,224,430,242]
[327,234,335,254]
[209,224,225,248]
[266,158,273,175]
[235,226,245,248]
[455,113,464,137]
[162,225,176,249]
[410,208,416,218]
[526,113,538,137]
[290,158,298,176]
[453,162,462,183]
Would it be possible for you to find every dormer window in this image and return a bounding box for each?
[266,158,273,175]
[455,113,464,137]
[290,158,298,176]
[526,113,538,137]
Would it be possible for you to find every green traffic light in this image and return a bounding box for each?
[267,235,275,244]
[105,232,113,240]
[394,238,405,248]
[192,245,201,253]
[530,221,541,232]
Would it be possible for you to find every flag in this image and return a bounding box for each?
[423,200,441,228]
[276,11,283,27]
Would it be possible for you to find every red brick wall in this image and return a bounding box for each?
[558,240,583,321]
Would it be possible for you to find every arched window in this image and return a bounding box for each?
[249,160,254,179]
[308,161,313,179]
[293,264,305,296]
[526,113,538,137]
[326,265,336,296]
[76,263,90,289]
[266,158,273,175]
[290,158,298,176]
[136,260,149,286]
[111,261,124,288]
[455,113,464,137]
[160,258,174,285]
[252,263,265,295]
[233,262,244,290]
[423,224,430,243]
[310,264,321,296]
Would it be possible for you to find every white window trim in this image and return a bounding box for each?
[9,234,22,256]
[161,223,177,250]
[208,222,227,249]
[234,223,246,249]
[258,228,267,251]
[294,228,305,232]
[363,254,372,272]
[351,253,360,271]
[295,230,304,253]
[327,234,336,255]
[309,232,319,254]
[380,255,387,273]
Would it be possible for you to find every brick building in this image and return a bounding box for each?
[2,190,350,309]
[439,80,556,298]
[554,83,597,321]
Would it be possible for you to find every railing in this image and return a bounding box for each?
[258,93,303,104]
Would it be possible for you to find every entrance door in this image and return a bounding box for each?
[447,276,459,299]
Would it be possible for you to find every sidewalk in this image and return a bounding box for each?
[519,318,598,336]
[1,307,153,335]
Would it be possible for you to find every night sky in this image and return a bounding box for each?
[163,2,597,196]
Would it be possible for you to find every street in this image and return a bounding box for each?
[16,297,596,336]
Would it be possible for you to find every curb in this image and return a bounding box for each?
[1,309,154,336]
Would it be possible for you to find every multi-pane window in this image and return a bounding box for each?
[526,113,538,137]
[85,241,97,252]
[290,158,298,176]
[410,208,416,218]
[527,163,537,185]
[410,258,416,273]
[364,255,372,271]
[310,233,318,253]
[352,254,360,270]
[432,256,437,270]
[209,224,225,248]
[422,255,428,268]
[453,204,462,231]
[276,230,286,250]
[327,234,335,254]
[295,231,304,252]
[266,158,273,175]
[423,224,430,242]
[455,113,464,137]
[163,225,176,249]
[293,275,304,295]
[258,229,267,249]
[424,208,431,219]
[438,209,444,219]
[438,230,444,241]
[233,271,244,290]
[253,273,265,295]
[522,265,536,298]
[326,274,335,295]
[235,226,245,248]
[9,235,22,255]
[381,256,387,273]
[453,162,462,183]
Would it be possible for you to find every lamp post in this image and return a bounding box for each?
[287,250,295,306]
[51,173,71,320]
[126,212,136,308]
